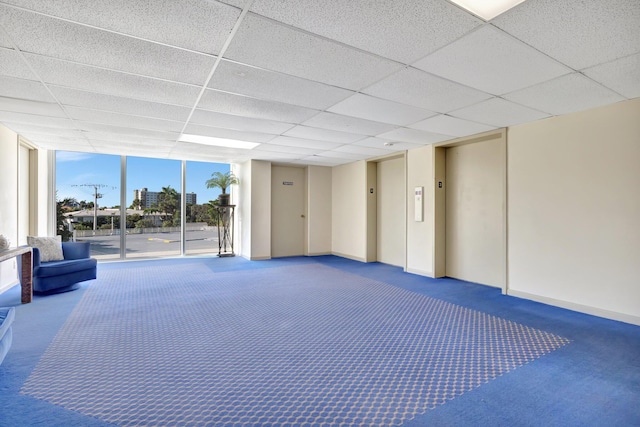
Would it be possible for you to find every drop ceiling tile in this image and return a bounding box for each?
[182,123,276,143]
[583,53,640,99]
[210,60,353,110]
[332,144,391,157]
[283,125,364,143]
[328,94,436,126]
[0,6,216,85]
[0,48,37,80]
[377,127,454,144]
[75,122,180,141]
[198,89,319,123]
[450,98,550,127]
[190,109,294,134]
[363,67,492,112]
[50,87,193,122]
[414,26,570,95]
[268,136,342,150]
[25,54,202,106]
[493,0,640,70]
[0,97,65,117]
[315,150,366,160]
[504,73,626,116]
[88,136,176,148]
[302,112,396,136]
[224,13,402,91]
[0,120,81,135]
[410,115,497,137]
[226,0,481,63]
[250,150,305,161]
[352,137,422,152]
[0,76,56,102]
[1,0,241,55]
[65,106,184,133]
[253,144,320,156]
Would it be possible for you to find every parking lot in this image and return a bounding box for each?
[78,229,222,260]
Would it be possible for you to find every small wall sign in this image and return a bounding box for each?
[283,181,294,186]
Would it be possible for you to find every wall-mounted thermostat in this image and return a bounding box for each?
[414,186,423,222]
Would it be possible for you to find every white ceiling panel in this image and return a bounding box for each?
[0,121,82,136]
[298,155,354,166]
[182,123,276,143]
[25,54,202,106]
[0,48,39,81]
[414,26,571,95]
[504,73,626,116]
[209,60,354,110]
[283,125,365,144]
[0,75,55,102]
[50,87,192,122]
[250,150,305,161]
[301,112,397,136]
[352,137,422,152]
[87,136,176,149]
[450,97,550,127]
[268,136,342,150]
[410,115,497,137]
[253,143,321,156]
[315,150,368,160]
[226,0,481,63]
[198,89,319,123]
[223,13,402,91]
[75,122,179,141]
[493,0,640,70]
[0,96,65,117]
[328,94,436,126]
[583,54,640,100]
[1,0,241,55]
[190,109,294,135]
[378,127,454,144]
[65,107,185,133]
[0,5,217,86]
[331,144,391,158]
[363,67,493,113]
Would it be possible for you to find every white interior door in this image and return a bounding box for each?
[271,166,305,258]
[376,157,405,267]
[445,139,505,288]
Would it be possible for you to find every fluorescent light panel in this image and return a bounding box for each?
[179,134,260,149]
[448,0,527,20]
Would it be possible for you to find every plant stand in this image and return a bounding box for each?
[215,205,235,257]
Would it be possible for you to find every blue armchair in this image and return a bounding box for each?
[32,241,97,294]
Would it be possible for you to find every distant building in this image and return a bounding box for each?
[133,188,197,209]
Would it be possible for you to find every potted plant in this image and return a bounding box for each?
[205,171,239,206]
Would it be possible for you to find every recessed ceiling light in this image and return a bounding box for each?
[178,134,260,150]
[448,0,527,20]
[384,142,394,147]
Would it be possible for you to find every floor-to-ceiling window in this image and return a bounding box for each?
[184,161,230,256]
[126,157,181,259]
[56,151,231,260]
[56,151,121,260]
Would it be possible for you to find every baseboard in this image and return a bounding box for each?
[508,289,640,326]
[331,252,366,263]
[405,267,434,278]
[307,252,332,257]
[249,256,271,261]
[0,280,19,296]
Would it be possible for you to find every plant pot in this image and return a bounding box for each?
[218,193,230,206]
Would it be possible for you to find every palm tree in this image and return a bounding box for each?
[206,171,238,205]
[158,186,179,222]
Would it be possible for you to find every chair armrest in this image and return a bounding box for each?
[62,241,91,260]
[29,246,42,267]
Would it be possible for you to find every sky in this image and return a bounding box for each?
[56,151,230,208]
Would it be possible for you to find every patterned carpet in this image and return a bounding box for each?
[21,262,570,426]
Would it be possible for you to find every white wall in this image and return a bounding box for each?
[331,161,367,261]
[406,145,435,276]
[236,160,271,260]
[306,166,332,255]
[0,124,18,246]
[508,98,640,324]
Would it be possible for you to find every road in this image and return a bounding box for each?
[78,229,223,260]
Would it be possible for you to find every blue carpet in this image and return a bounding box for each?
[1,256,639,426]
